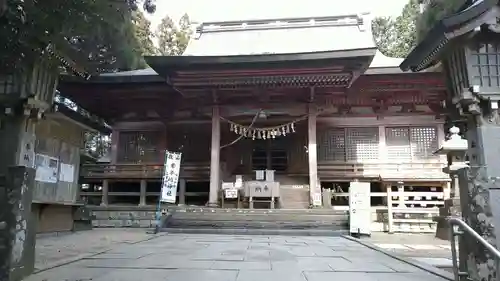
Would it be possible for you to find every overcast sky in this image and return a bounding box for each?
[146,0,409,28]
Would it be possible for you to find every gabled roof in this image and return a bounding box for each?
[145,14,380,88]
[400,0,498,72]
[184,14,376,56]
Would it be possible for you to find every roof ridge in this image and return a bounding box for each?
[197,14,367,34]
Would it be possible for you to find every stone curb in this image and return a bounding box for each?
[342,235,455,281]
[33,232,166,274]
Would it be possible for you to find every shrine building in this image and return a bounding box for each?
[59,13,452,232]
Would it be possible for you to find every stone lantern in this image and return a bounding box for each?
[400,0,500,278]
[434,126,468,240]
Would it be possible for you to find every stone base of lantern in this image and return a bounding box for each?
[435,198,461,241]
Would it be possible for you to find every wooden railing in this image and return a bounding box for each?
[81,162,218,180]
[318,161,448,179]
[322,187,445,233]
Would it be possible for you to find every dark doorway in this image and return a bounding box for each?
[251,139,288,171]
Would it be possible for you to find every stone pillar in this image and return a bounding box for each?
[456,101,500,281]
[101,179,109,206]
[208,105,221,207]
[1,167,36,281]
[178,179,186,205]
[308,104,320,207]
[139,180,147,206]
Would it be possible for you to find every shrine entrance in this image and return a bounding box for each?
[251,138,288,172]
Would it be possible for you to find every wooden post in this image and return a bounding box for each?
[139,179,147,206]
[386,184,394,233]
[178,179,186,205]
[378,125,387,172]
[110,130,119,164]
[397,182,405,207]
[101,179,109,206]
[308,103,319,207]
[208,105,221,207]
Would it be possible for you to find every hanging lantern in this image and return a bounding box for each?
[291,123,295,132]
[230,123,234,132]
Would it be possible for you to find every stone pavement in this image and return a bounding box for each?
[34,229,154,272]
[26,232,453,281]
[364,232,454,269]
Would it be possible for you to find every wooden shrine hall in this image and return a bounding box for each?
[59,13,452,232]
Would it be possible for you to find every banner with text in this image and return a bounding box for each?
[160,151,182,203]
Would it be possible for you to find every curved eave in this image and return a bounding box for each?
[400,0,497,72]
[53,103,111,134]
[145,48,377,77]
[60,74,166,84]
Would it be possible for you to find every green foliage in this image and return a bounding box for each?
[132,10,157,57]
[416,0,466,41]
[156,13,192,56]
[84,131,110,159]
[0,0,156,74]
[372,0,420,58]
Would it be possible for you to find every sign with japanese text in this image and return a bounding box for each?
[160,151,182,203]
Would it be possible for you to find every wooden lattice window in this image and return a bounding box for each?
[318,127,379,162]
[470,42,500,88]
[346,127,379,162]
[0,75,17,95]
[117,131,162,163]
[318,128,345,161]
[386,126,438,162]
[410,127,439,160]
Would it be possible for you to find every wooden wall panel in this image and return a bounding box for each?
[33,117,83,203]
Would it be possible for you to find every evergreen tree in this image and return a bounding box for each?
[0,0,157,73]
[372,0,420,58]
[156,14,192,56]
[132,10,157,57]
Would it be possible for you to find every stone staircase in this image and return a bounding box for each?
[279,185,310,209]
[161,207,349,236]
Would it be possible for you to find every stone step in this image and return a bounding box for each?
[161,227,349,236]
[167,219,347,228]
[279,187,310,209]
[167,207,347,215]
[170,213,348,222]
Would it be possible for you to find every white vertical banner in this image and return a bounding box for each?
[160,151,182,203]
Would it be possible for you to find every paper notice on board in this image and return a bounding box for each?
[59,163,75,183]
[34,154,58,183]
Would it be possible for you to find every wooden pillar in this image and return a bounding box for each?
[139,179,147,206]
[110,130,119,164]
[386,184,394,233]
[101,179,109,206]
[178,179,186,205]
[378,125,387,171]
[208,105,221,207]
[308,103,320,207]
